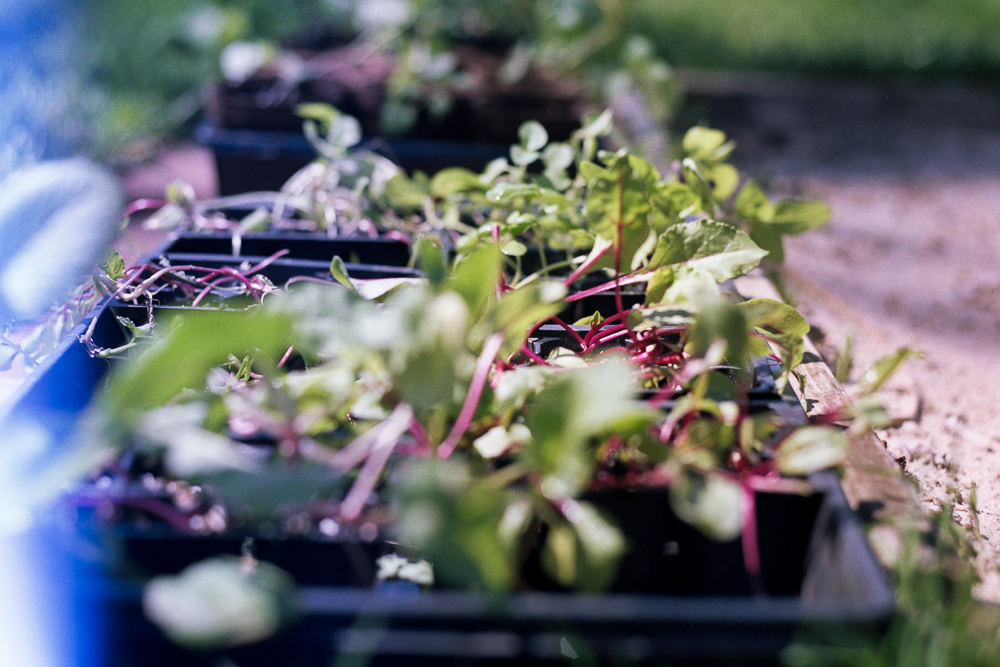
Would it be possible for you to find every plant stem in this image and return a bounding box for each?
[438,333,505,459]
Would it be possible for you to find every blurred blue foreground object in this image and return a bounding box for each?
[0,158,123,323]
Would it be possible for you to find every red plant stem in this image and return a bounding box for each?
[437,333,505,459]
[70,492,199,535]
[122,198,168,217]
[563,272,649,303]
[546,316,587,349]
[277,346,295,368]
[190,284,216,307]
[285,276,335,287]
[581,311,627,347]
[243,249,291,275]
[585,324,629,350]
[740,482,764,595]
[518,344,550,366]
[339,404,413,522]
[561,243,612,287]
[408,415,433,456]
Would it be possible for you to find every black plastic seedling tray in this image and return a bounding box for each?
[197,122,510,195]
[163,231,413,267]
[75,469,892,667]
[1,254,892,667]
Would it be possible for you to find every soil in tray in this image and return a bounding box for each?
[208,42,587,144]
[522,486,824,597]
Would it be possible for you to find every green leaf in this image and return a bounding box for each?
[486,183,543,202]
[647,220,767,281]
[771,199,832,234]
[734,180,774,222]
[394,458,516,591]
[686,298,750,368]
[102,249,125,280]
[749,225,785,264]
[413,235,448,285]
[493,281,565,357]
[682,126,733,162]
[523,361,642,496]
[518,120,548,152]
[329,256,357,292]
[542,143,575,172]
[541,522,577,586]
[706,162,739,200]
[737,298,810,378]
[447,245,501,318]
[775,426,848,475]
[107,309,294,415]
[430,168,485,198]
[566,500,626,592]
[384,173,426,210]
[578,109,613,139]
[856,347,923,395]
[143,556,295,650]
[669,470,742,541]
[501,240,527,257]
[510,145,540,167]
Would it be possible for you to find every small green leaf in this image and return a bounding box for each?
[735,180,774,222]
[518,120,548,152]
[771,199,833,234]
[647,220,767,282]
[670,471,742,541]
[448,245,501,318]
[430,168,485,198]
[384,173,426,210]
[329,256,357,292]
[487,183,542,202]
[510,145,540,167]
[501,240,527,257]
[541,523,577,587]
[857,347,923,395]
[542,143,575,172]
[775,426,847,475]
[143,556,295,650]
[578,109,613,139]
[102,249,125,280]
[682,126,733,162]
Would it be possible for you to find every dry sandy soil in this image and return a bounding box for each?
[686,71,1000,600]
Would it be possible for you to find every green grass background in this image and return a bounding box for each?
[634,0,1000,76]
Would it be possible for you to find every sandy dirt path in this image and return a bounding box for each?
[691,71,1000,600]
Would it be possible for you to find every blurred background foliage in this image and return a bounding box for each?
[73,0,1000,164]
[632,0,1000,77]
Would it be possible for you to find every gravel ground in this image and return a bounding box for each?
[690,71,1000,601]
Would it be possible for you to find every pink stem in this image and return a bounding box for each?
[563,272,650,303]
[243,249,291,275]
[438,333,505,459]
[122,198,168,217]
[562,243,612,287]
[740,482,764,595]
[519,344,550,366]
[338,404,413,522]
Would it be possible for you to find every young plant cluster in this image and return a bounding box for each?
[80,112,850,609]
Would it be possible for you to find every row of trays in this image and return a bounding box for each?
[2,231,894,666]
